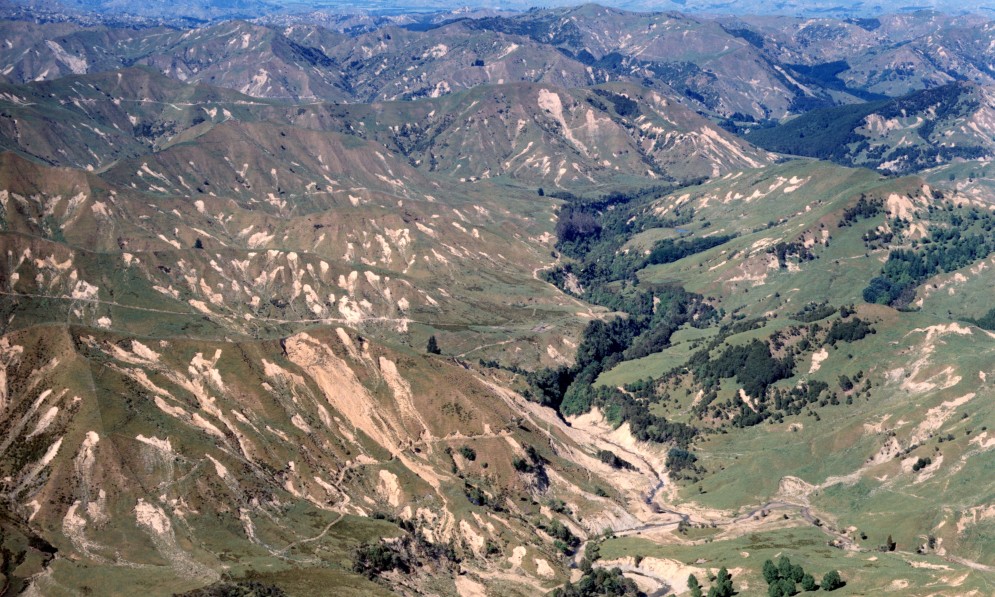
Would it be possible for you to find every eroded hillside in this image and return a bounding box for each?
[2,5,995,597]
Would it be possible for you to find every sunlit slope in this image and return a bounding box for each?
[573,159,995,594]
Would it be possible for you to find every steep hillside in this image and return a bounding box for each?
[0,68,772,186]
[746,83,995,173]
[535,158,995,594]
[3,6,995,597]
[0,321,656,595]
[133,20,352,101]
[715,12,995,99]
[0,96,645,595]
[319,23,606,103]
[288,82,773,187]
[0,20,351,102]
[0,20,181,83]
[461,5,836,119]
[0,67,277,170]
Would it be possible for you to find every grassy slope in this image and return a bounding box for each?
[577,159,995,591]
[600,528,991,595]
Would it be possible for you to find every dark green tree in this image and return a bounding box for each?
[790,564,805,583]
[710,567,734,597]
[688,574,703,597]
[801,573,817,591]
[778,555,794,580]
[426,335,441,355]
[821,570,843,591]
[763,559,779,585]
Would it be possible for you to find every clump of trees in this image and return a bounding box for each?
[772,381,830,416]
[352,533,458,581]
[689,338,795,402]
[689,574,704,597]
[966,307,995,331]
[824,317,874,346]
[762,555,843,594]
[555,207,603,246]
[538,518,580,555]
[592,89,640,117]
[175,581,287,596]
[863,222,995,308]
[458,445,476,461]
[666,448,703,481]
[791,301,838,323]
[512,444,545,474]
[646,235,735,266]
[512,444,550,490]
[597,449,635,470]
[688,568,735,597]
[768,241,815,268]
[839,195,883,227]
[552,567,639,596]
[463,483,489,507]
[880,534,897,552]
[352,540,410,578]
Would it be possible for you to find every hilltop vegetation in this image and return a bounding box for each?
[747,83,992,173]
